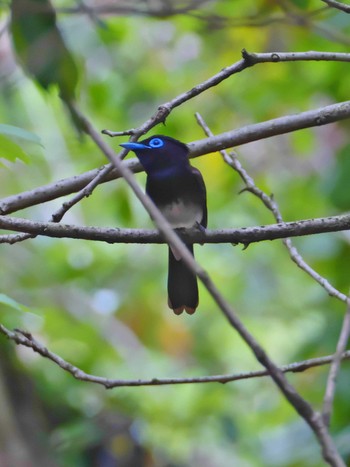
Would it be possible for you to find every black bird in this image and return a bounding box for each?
[120,135,207,315]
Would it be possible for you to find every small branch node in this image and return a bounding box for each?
[14,328,33,340]
[271,53,281,62]
[156,104,171,124]
[101,128,137,137]
[241,48,256,65]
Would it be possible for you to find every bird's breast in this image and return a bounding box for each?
[160,200,202,228]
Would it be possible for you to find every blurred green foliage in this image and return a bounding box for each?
[1,0,350,465]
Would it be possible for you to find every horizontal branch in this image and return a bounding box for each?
[1,325,349,388]
[1,213,350,244]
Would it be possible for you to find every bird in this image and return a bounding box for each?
[120,135,207,315]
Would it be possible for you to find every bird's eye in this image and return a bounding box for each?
[149,138,164,148]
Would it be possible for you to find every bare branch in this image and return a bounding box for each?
[1,213,350,251]
[321,0,350,13]
[323,300,350,427]
[58,0,212,18]
[0,324,349,388]
[104,50,350,137]
[190,99,350,157]
[57,3,349,45]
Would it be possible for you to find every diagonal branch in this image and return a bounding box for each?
[321,0,350,13]
[103,50,350,137]
[71,105,345,466]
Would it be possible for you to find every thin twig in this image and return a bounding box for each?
[51,165,113,223]
[59,4,350,45]
[0,324,349,388]
[1,165,114,245]
[322,300,350,427]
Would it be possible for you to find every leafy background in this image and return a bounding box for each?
[0,0,350,465]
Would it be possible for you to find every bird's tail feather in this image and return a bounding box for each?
[167,244,198,315]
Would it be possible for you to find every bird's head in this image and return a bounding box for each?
[120,135,190,174]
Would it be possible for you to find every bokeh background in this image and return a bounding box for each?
[1,1,350,465]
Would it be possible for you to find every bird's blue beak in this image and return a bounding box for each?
[120,142,149,151]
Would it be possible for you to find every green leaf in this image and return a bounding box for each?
[0,124,42,146]
[11,0,79,101]
[0,293,30,313]
[0,135,30,163]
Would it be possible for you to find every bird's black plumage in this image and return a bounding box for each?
[120,135,207,315]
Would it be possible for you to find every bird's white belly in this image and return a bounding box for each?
[161,201,202,228]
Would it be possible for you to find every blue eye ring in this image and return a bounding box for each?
[149,137,164,148]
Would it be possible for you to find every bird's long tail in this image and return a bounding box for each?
[167,244,198,315]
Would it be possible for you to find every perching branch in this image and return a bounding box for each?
[0,324,349,388]
[1,213,350,249]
